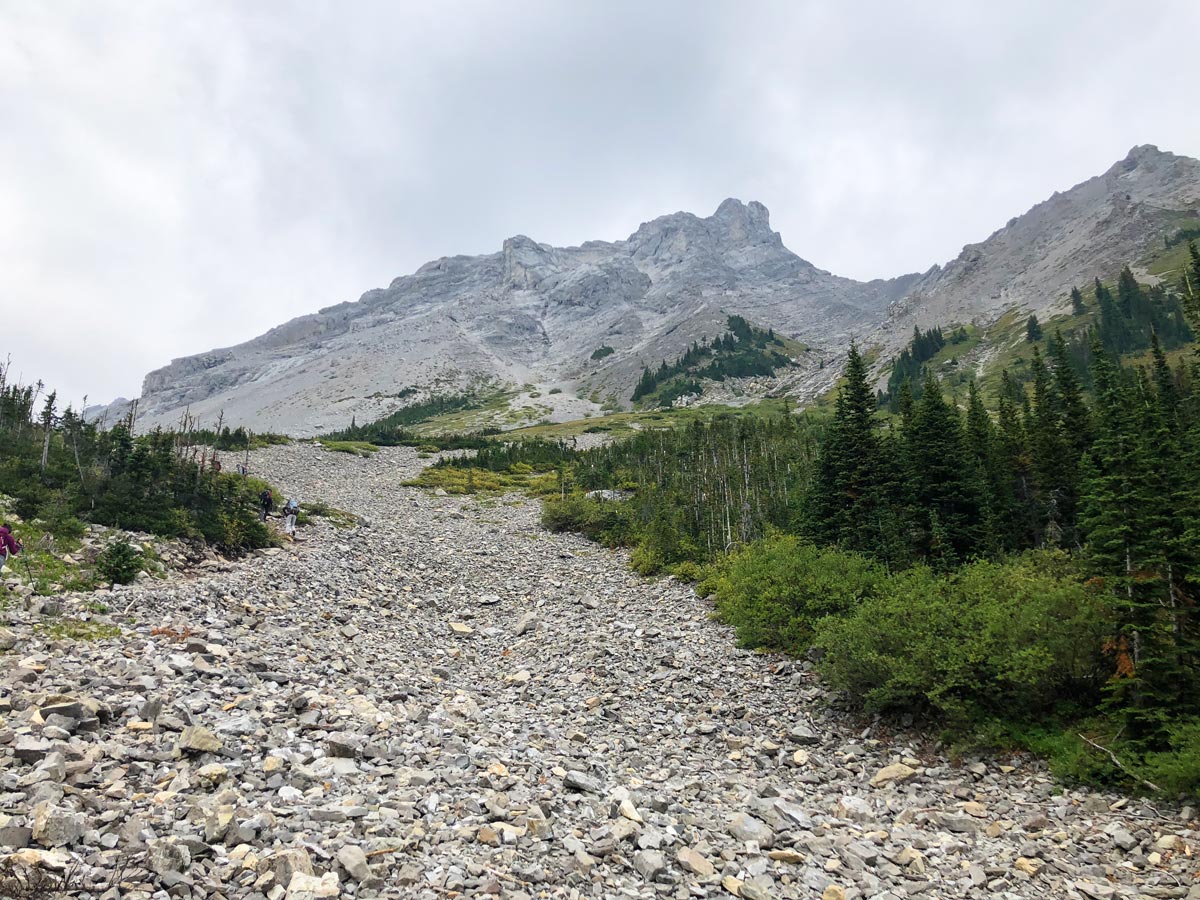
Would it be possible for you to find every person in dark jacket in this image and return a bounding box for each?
[259,489,274,521]
[0,523,22,573]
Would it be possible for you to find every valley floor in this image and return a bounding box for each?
[0,445,1196,900]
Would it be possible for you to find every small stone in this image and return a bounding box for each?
[767,848,804,864]
[270,848,314,887]
[822,887,846,900]
[514,612,538,636]
[176,725,223,754]
[727,812,774,847]
[677,846,716,876]
[1110,828,1138,851]
[1074,881,1116,900]
[564,770,602,793]
[14,736,52,764]
[147,838,191,876]
[634,849,667,881]
[789,725,819,745]
[869,763,916,788]
[336,845,371,882]
[619,798,644,823]
[196,762,229,786]
[449,621,474,635]
[286,871,340,899]
[1014,857,1041,875]
[938,812,979,833]
[962,801,987,817]
[30,802,84,848]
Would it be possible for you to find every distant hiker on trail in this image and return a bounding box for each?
[0,523,22,574]
[211,456,222,474]
[259,489,274,521]
[283,498,300,538]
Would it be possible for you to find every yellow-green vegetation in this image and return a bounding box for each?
[503,397,800,441]
[405,463,559,496]
[35,617,121,641]
[0,520,100,596]
[317,440,379,457]
[299,501,359,530]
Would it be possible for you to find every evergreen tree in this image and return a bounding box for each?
[1070,285,1086,316]
[903,371,982,564]
[806,343,899,562]
[1026,314,1044,342]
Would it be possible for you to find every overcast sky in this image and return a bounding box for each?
[4,1,1199,406]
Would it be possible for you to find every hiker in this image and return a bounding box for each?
[282,497,300,538]
[0,522,22,574]
[259,488,274,521]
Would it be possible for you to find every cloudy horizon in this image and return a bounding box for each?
[4,1,1199,406]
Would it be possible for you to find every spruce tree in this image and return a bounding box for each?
[1070,285,1086,315]
[806,342,895,557]
[1026,314,1043,342]
[904,371,982,563]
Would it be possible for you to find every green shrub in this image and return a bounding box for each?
[96,540,143,585]
[1139,718,1200,797]
[548,388,563,395]
[814,552,1110,729]
[702,535,884,654]
[590,346,615,360]
[541,496,635,547]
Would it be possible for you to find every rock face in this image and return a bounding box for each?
[0,442,1195,898]
[98,146,1200,435]
[877,144,1200,350]
[109,198,908,434]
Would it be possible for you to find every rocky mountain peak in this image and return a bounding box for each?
[102,145,1200,434]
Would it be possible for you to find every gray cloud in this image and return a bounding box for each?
[3,0,1198,405]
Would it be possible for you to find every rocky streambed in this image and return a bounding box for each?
[0,443,1196,900]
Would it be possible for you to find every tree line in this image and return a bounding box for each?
[0,370,274,552]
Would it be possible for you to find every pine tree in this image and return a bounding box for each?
[806,342,899,561]
[1026,314,1043,342]
[1079,343,1184,740]
[904,371,982,563]
[1070,286,1086,316]
[1027,347,1068,545]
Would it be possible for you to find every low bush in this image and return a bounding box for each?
[96,539,143,585]
[700,535,885,653]
[813,552,1110,730]
[541,496,636,547]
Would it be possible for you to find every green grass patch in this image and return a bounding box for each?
[35,617,121,641]
[318,440,379,457]
[299,501,359,530]
[404,465,559,496]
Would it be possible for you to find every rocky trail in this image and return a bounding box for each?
[1,444,1196,900]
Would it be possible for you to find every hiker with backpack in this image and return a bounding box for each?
[259,488,275,521]
[282,497,300,539]
[0,523,23,576]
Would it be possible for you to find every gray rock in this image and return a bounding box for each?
[176,725,223,754]
[14,736,52,764]
[564,770,602,794]
[31,802,84,847]
[336,844,372,882]
[147,838,192,876]
[728,812,775,847]
[633,849,668,882]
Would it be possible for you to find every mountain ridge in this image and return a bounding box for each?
[102,144,1200,435]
